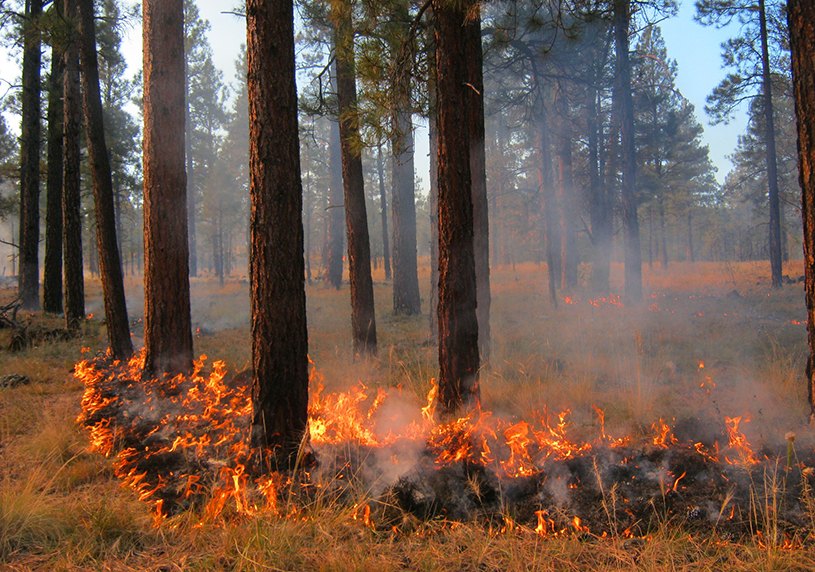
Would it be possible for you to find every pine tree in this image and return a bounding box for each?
[696,0,788,287]
[142,0,194,377]
[63,0,85,332]
[19,0,43,310]
[246,0,309,467]
[331,0,378,356]
[434,0,480,415]
[789,0,815,421]
[77,0,133,360]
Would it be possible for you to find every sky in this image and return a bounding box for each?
[0,0,749,185]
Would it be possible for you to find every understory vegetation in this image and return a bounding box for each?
[2,259,815,571]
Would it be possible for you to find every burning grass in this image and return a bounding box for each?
[3,260,815,569]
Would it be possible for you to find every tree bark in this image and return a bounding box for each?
[434,0,479,416]
[556,93,578,290]
[325,116,344,289]
[659,196,668,267]
[246,0,309,466]
[143,0,194,377]
[376,145,391,280]
[759,0,783,288]
[185,58,197,278]
[536,107,559,307]
[63,0,85,332]
[391,106,421,315]
[428,8,439,342]
[77,0,133,360]
[19,0,43,311]
[588,79,611,294]
[466,8,490,360]
[615,0,642,303]
[789,0,815,421]
[333,6,377,356]
[44,23,65,315]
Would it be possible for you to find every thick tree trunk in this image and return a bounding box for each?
[19,0,43,311]
[63,0,85,332]
[615,0,642,303]
[325,116,344,289]
[789,0,815,422]
[143,0,194,378]
[333,8,377,356]
[434,0,479,416]
[391,107,421,315]
[376,146,391,280]
[246,0,309,466]
[44,29,65,314]
[759,0,783,288]
[466,9,490,360]
[77,0,133,360]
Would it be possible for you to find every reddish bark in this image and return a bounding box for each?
[142,0,194,377]
[434,0,480,415]
[247,0,309,464]
[77,0,133,360]
[63,0,85,332]
[789,0,815,421]
[333,5,377,356]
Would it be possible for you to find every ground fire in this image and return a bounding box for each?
[76,347,815,544]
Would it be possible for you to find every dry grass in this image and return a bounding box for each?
[2,260,815,570]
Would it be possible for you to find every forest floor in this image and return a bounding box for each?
[3,259,815,571]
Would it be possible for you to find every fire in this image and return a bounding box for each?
[75,351,803,541]
[724,416,759,466]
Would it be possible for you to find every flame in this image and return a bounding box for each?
[724,417,759,466]
[651,419,677,448]
[75,351,787,536]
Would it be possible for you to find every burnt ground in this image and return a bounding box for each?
[77,352,815,543]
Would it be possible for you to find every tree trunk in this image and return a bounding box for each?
[185,56,197,278]
[143,0,194,378]
[19,0,43,311]
[659,197,668,267]
[333,7,377,356]
[63,0,85,332]
[466,8,490,360]
[429,91,440,340]
[434,0,479,416]
[759,0,783,288]
[376,145,391,280]
[687,208,694,263]
[326,116,344,289]
[247,0,309,466]
[588,80,611,294]
[391,106,421,315]
[305,173,313,283]
[789,0,815,421]
[615,0,642,303]
[556,92,578,290]
[44,25,65,315]
[77,0,133,360]
[536,107,559,306]
[428,9,439,342]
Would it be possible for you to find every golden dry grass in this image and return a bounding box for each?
[1,259,815,570]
